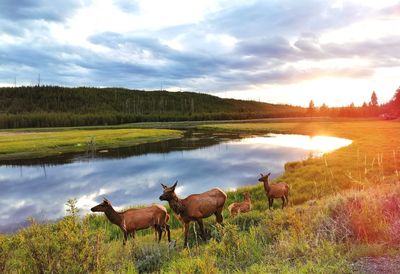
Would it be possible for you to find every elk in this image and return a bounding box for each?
[228,192,252,216]
[159,181,227,247]
[91,198,170,245]
[258,172,289,209]
[154,213,171,240]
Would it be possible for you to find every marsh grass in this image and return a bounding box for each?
[0,128,182,160]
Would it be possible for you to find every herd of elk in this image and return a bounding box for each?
[228,191,252,216]
[258,172,289,209]
[90,171,288,247]
[159,180,227,247]
[91,198,170,245]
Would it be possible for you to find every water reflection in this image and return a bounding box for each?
[241,134,352,155]
[0,133,351,232]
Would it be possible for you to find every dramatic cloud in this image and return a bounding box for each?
[0,0,83,22]
[1,0,399,105]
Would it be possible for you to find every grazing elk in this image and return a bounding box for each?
[228,192,252,216]
[154,213,171,240]
[258,172,289,209]
[91,198,170,245]
[159,181,227,247]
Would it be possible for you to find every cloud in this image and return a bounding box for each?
[114,0,139,13]
[0,0,84,22]
[0,0,399,103]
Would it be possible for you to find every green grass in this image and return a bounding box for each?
[200,120,400,203]
[1,120,400,273]
[0,128,182,160]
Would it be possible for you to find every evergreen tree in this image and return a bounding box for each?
[308,100,315,116]
[370,91,378,107]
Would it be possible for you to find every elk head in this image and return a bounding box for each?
[159,180,178,201]
[243,192,251,200]
[91,198,112,212]
[258,172,271,183]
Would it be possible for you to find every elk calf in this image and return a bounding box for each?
[159,181,227,247]
[228,192,252,216]
[91,198,170,245]
[258,172,289,209]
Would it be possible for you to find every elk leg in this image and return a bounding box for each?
[269,198,273,209]
[184,222,190,248]
[154,225,158,241]
[156,225,163,243]
[165,224,171,242]
[131,230,136,239]
[197,219,206,241]
[215,206,224,224]
[123,231,128,245]
[281,197,285,209]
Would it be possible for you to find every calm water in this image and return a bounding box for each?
[0,132,351,232]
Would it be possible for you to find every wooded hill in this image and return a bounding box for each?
[0,86,305,128]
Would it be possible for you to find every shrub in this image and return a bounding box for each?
[227,211,264,231]
[166,251,218,274]
[133,242,173,273]
[323,185,400,244]
[0,235,10,273]
[209,224,264,270]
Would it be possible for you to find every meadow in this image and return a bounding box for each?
[1,119,399,273]
[0,128,182,160]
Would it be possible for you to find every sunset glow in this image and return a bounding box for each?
[1,0,399,106]
[240,134,352,154]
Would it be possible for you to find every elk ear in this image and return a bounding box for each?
[172,180,178,190]
[161,183,167,189]
[260,173,264,177]
[267,172,271,176]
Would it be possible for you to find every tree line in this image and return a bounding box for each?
[307,89,400,118]
[0,86,304,128]
[0,86,399,129]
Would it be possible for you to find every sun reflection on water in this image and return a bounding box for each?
[238,134,352,154]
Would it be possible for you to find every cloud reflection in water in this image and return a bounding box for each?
[0,134,351,232]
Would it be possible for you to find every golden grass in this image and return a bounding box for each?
[200,120,400,203]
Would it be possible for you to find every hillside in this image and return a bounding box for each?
[0,86,305,128]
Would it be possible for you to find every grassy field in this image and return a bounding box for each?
[0,128,182,160]
[200,120,400,203]
[1,120,400,273]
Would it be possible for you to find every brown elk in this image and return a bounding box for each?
[258,172,289,209]
[159,181,227,247]
[228,192,252,216]
[91,198,170,245]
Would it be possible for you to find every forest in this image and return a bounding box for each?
[0,86,304,128]
[0,86,399,129]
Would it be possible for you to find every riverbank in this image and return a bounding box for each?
[0,128,182,160]
[0,117,379,161]
[200,120,400,203]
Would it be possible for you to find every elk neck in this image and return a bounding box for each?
[263,179,271,194]
[168,193,187,216]
[104,206,123,226]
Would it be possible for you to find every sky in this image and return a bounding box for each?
[0,0,399,106]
